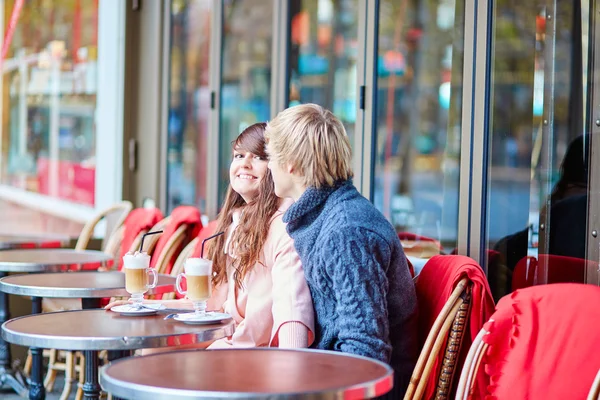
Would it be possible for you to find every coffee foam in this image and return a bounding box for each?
[123,252,150,269]
[185,258,211,276]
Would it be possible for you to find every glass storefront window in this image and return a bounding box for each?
[166,0,212,213]
[373,0,465,254]
[218,0,273,204]
[0,0,98,205]
[485,2,591,300]
[287,0,358,148]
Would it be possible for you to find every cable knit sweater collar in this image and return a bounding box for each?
[283,180,349,226]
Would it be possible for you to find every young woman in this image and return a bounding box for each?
[107,123,314,349]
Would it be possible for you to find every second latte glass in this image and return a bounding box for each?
[176,258,212,316]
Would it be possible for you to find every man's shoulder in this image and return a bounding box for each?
[325,195,397,240]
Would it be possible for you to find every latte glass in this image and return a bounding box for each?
[123,252,157,307]
[176,258,212,316]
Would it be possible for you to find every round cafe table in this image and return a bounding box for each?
[0,249,113,273]
[100,348,394,399]
[0,271,177,308]
[0,249,114,400]
[0,271,178,400]
[0,235,70,397]
[2,309,235,400]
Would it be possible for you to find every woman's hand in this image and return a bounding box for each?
[104,299,130,310]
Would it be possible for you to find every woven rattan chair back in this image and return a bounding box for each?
[75,201,133,251]
[404,278,471,400]
[435,285,472,399]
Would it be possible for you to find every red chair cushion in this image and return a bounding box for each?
[481,284,600,399]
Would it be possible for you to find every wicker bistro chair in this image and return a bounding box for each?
[404,278,472,400]
[456,284,600,400]
[74,201,133,252]
[404,255,495,400]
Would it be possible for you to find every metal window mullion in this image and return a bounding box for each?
[585,0,600,285]
[353,0,368,196]
[458,0,492,268]
[270,0,289,118]
[536,1,558,284]
[158,0,171,212]
[361,0,378,200]
[206,0,223,219]
[457,0,476,256]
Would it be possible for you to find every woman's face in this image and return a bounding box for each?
[229,148,269,203]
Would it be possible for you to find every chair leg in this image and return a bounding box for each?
[44,349,58,392]
[59,351,75,400]
[75,352,85,400]
[23,351,32,376]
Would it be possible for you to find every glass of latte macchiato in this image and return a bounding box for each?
[176,258,212,316]
[123,251,158,307]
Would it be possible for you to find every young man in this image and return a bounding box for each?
[265,103,418,396]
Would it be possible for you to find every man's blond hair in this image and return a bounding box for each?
[265,104,353,188]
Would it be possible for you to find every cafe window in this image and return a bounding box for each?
[287,0,359,149]
[0,0,99,206]
[218,0,273,205]
[166,0,213,213]
[484,2,592,300]
[372,0,465,254]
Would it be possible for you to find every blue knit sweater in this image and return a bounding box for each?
[283,180,418,388]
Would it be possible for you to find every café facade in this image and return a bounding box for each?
[0,0,598,336]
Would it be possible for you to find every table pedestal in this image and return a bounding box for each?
[82,350,100,400]
[0,272,28,397]
[29,297,45,400]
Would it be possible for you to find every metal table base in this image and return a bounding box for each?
[0,272,28,397]
[2,310,234,400]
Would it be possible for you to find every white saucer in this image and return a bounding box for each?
[111,304,165,316]
[173,312,231,325]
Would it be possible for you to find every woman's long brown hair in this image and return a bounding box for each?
[206,122,281,288]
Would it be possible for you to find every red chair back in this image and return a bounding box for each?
[479,283,600,399]
[415,255,495,398]
[190,220,219,258]
[118,207,164,270]
[150,206,202,274]
[512,254,587,291]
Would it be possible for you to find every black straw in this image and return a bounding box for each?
[201,231,225,258]
[140,230,164,253]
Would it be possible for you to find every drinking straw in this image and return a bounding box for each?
[139,230,164,253]
[200,231,225,258]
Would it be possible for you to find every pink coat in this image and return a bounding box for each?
[207,201,315,348]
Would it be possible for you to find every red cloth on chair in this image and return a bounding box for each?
[150,206,202,274]
[480,284,600,400]
[512,254,587,291]
[190,220,219,258]
[416,255,495,399]
[118,207,164,270]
